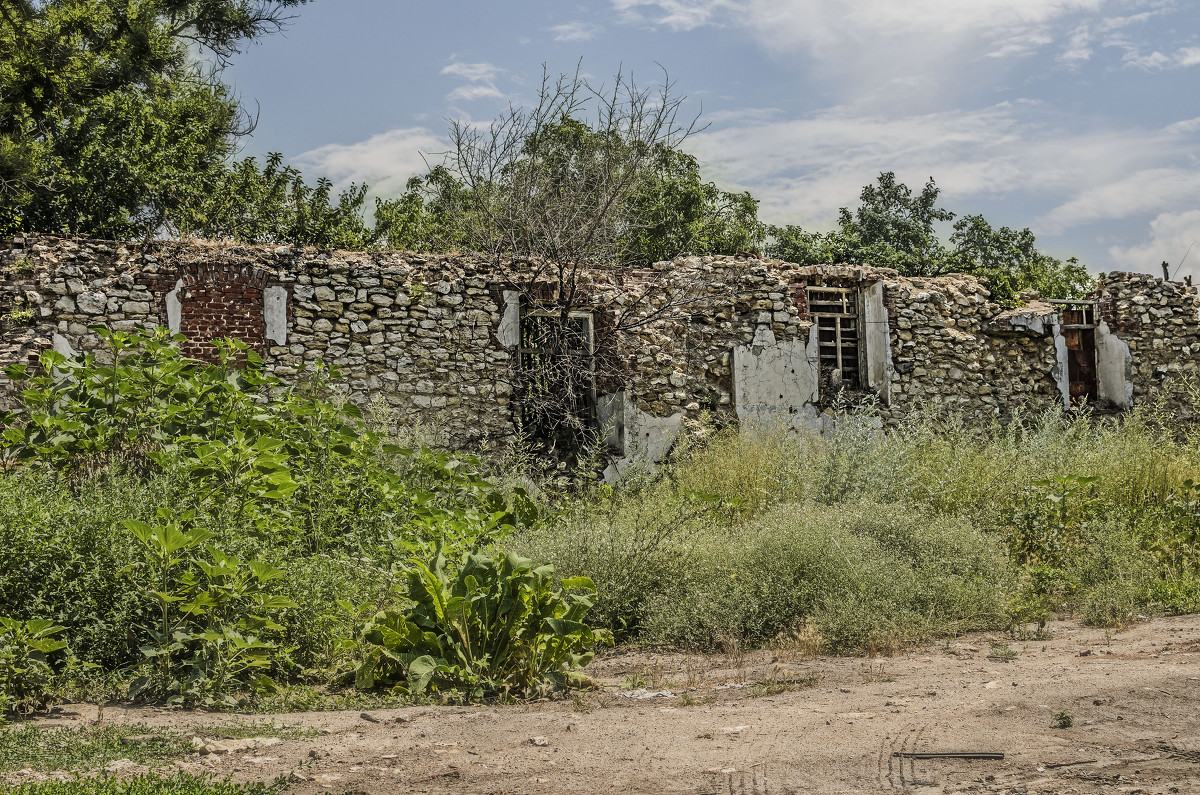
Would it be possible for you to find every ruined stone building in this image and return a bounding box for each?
[3,235,1199,470]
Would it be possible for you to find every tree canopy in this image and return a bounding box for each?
[767,172,1092,305]
[0,10,1092,301]
[374,115,764,266]
[0,0,308,238]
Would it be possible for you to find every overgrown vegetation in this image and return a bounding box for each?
[0,327,593,711]
[3,328,1200,716]
[518,406,1200,653]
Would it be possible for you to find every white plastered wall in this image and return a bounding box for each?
[862,281,892,403]
[733,321,821,431]
[1095,320,1133,409]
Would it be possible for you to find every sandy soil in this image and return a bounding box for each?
[20,614,1200,794]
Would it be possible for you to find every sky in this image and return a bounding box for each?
[223,0,1200,278]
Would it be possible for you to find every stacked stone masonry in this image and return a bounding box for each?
[4,236,1199,467]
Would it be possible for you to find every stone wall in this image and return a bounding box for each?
[4,235,1200,465]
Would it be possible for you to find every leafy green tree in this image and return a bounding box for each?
[945,214,1091,306]
[768,172,1092,305]
[769,173,952,275]
[178,153,372,249]
[372,167,481,253]
[620,145,763,265]
[376,116,763,265]
[0,0,308,238]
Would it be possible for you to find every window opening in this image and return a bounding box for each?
[516,309,596,451]
[1049,300,1098,406]
[807,287,862,390]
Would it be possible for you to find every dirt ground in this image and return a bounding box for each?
[19,614,1200,794]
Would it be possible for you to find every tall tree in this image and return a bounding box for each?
[376,117,764,265]
[768,172,1092,305]
[0,0,308,238]
[379,67,763,269]
[177,152,372,249]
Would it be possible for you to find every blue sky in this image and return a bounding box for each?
[224,0,1200,278]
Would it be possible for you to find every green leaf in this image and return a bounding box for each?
[559,577,596,592]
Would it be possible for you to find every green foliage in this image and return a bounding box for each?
[379,118,765,265]
[1149,477,1200,573]
[767,172,1093,305]
[1,327,529,551]
[0,773,288,795]
[1,301,33,327]
[356,548,610,699]
[125,513,296,706]
[1010,474,1099,567]
[0,0,309,238]
[1052,710,1074,729]
[526,497,1011,653]
[518,487,721,637]
[0,724,189,773]
[0,327,547,704]
[178,153,371,249]
[603,142,765,265]
[523,407,1200,651]
[0,618,69,715]
[947,213,1092,306]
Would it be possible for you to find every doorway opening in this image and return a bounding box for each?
[516,308,596,455]
[1052,300,1098,406]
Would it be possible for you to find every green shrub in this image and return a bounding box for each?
[356,548,610,699]
[124,514,297,706]
[1,327,532,554]
[0,618,69,715]
[0,328,536,705]
[515,486,719,637]
[639,502,1013,652]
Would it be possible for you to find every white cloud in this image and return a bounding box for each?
[618,0,1104,54]
[441,62,502,82]
[446,84,504,102]
[611,0,1200,104]
[440,61,505,103]
[1042,167,1200,231]
[550,21,603,41]
[293,127,444,198]
[1121,44,1200,69]
[1109,210,1200,278]
[687,104,1200,233]
[611,0,739,30]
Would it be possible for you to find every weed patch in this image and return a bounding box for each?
[0,724,189,773]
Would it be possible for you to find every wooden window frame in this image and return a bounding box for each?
[807,286,863,390]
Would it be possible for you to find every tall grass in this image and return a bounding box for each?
[517,406,1200,653]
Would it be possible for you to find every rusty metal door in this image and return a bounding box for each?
[1061,309,1097,405]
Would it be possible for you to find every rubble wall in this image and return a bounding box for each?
[1095,272,1200,418]
[4,235,1199,462]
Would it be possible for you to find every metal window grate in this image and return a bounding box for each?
[807,287,861,389]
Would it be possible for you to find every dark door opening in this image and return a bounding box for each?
[516,309,596,455]
[1060,304,1098,406]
